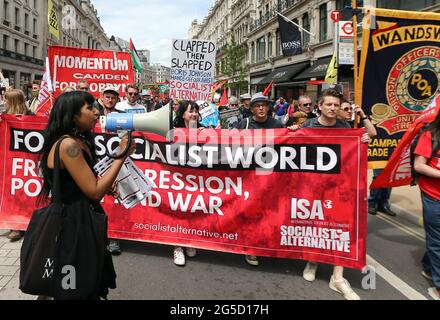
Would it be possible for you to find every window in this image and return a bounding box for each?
[14,39,19,53]
[33,18,36,33]
[14,7,19,25]
[319,3,327,42]
[303,13,310,46]
[257,36,265,62]
[268,33,273,58]
[4,1,9,20]
[25,13,29,31]
[3,35,9,50]
[33,45,36,57]
[251,42,255,63]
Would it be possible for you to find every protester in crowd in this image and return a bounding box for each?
[94,85,120,116]
[219,96,241,129]
[39,91,135,299]
[289,89,371,300]
[27,80,41,113]
[338,100,377,138]
[116,84,146,114]
[162,89,171,106]
[413,110,440,300]
[237,92,283,130]
[236,92,283,267]
[62,87,75,93]
[285,111,308,129]
[0,87,5,113]
[171,100,204,266]
[298,95,317,120]
[239,93,252,119]
[284,100,299,127]
[140,89,152,112]
[3,89,34,241]
[151,95,163,111]
[273,97,289,122]
[77,80,90,92]
[368,172,396,216]
[172,100,180,120]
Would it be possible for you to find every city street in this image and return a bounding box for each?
[105,211,431,300]
[0,195,436,301]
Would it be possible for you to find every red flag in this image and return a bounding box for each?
[263,80,273,97]
[35,58,53,117]
[371,94,440,189]
[219,87,228,106]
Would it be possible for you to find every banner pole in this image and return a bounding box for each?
[352,0,360,128]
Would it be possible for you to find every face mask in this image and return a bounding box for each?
[32,90,39,97]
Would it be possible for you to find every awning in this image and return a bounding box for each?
[250,76,265,85]
[250,69,271,85]
[259,62,309,84]
[294,56,332,80]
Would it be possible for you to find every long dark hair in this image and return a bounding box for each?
[172,100,202,128]
[427,110,440,141]
[38,91,96,204]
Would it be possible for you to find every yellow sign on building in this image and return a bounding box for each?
[48,0,59,39]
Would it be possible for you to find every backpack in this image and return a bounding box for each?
[410,124,440,186]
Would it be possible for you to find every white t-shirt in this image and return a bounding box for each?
[115,101,146,114]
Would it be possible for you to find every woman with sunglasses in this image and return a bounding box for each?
[338,100,377,138]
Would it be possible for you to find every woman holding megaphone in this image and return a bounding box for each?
[37,91,135,299]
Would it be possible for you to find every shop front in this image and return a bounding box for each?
[258,61,309,101]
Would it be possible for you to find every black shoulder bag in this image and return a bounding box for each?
[19,137,116,299]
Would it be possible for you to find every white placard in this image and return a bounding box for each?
[170,39,216,102]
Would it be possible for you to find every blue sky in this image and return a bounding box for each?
[92,0,214,67]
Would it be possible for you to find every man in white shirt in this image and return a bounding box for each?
[116,84,146,113]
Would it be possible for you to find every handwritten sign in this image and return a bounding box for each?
[170,39,216,101]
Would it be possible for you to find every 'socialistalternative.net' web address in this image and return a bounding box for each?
[133,222,238,240]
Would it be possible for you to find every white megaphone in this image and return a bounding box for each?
[100,102,174,141]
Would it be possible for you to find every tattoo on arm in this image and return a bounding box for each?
[66,143,80,158]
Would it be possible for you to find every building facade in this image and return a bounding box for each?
[48,0,110,50]
[0,0,110,97]
[153,63,170,83]
[0,0,46,94]
[138,49,156,84]
[190,0,439,102]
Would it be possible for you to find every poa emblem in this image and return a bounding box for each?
[387,46,440,113]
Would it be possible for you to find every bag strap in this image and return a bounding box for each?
[52,136,69,203]
[246,117,250,130]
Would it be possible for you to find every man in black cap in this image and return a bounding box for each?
[237,92,284,129]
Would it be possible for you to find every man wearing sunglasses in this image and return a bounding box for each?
[298,95,317,119]
[116,83,147,114]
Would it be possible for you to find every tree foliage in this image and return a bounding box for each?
[221,36,249,92]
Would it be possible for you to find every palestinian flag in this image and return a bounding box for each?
[129,38,142,74]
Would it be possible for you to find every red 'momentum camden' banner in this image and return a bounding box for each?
[0,115,368,269]
[48,46,135,98]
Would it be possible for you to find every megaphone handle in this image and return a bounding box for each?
[107,130,132,159]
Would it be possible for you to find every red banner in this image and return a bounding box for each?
[371,93,440,188]
[48,46,135,98]
[0,115,367,269]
